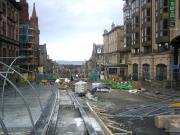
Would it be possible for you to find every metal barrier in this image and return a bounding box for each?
[116,98,179,119]
[0,116,8,135]
[0,73,37,134]
[0,61,43,120]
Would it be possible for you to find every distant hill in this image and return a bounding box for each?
[57,60,84,65]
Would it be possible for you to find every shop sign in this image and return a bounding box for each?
[169,0,176,26]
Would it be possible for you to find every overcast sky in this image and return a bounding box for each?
[27,0,124,61]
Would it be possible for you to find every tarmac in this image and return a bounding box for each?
[0,83,54,133]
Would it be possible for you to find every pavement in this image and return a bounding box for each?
[0,83,54,133]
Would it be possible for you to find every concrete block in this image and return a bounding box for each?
[166,118,180,133]
[154,115,180,129]
[154,115,168,128]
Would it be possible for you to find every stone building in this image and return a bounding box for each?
[89,43,104,75]
[39,43,48,73]
[29,3,40,67]
[123,1,132,79]
[19,0,40,80]
[103,23,128,80]
[84,60,94,76]
[126,0,180,89]
[93,43,104,67]
[0,0,20,66]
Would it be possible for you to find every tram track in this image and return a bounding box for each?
[38,89,132,135]
[55,89,103,135]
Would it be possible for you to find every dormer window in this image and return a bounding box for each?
[97,48,101,54]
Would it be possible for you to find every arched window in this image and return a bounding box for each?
[142,64,150,80]
[132,63,138,80]
[156,64,167,81]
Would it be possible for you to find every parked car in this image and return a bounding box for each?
[91,84,111,94]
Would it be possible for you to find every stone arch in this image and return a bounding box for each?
[170,35,180,64]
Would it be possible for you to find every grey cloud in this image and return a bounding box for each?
[27,0,124,60]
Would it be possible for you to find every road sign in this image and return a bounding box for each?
[170,64,179,70]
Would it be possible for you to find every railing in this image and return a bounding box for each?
[0,73,37,134]
[0,57,45,135]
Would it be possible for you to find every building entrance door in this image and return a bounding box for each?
[170,36,180,90]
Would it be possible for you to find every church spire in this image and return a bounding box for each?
[30,2,40,46]
[30,2,39,29]
[32,3,37,18]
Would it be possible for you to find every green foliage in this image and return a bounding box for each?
[101,79,133,90]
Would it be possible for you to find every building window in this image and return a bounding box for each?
[157,43,169,52]
[146,8,150,17]
[135,16,139,23]
[159,0,168,13]
[2,3,6,15]
[132,63,138,81]
[0,46,1,57]
[132,0,139,14]
[159,19,168,37]
[163,19,168,29]
[164,0,168,6]
[179,1,180,19]
[144,46,152,53]
[16,28,19,40]
[156,64,167,81]
[147,27,151,35]
[2,48,6,63]
[0,14,2,22]
[3,22,6,35]
[142,64,150,80]
[8,22,11,38]
[109,68,117,75]
[141,0,151,5]
[142,8,151,23]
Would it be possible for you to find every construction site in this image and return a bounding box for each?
[0,1,180,134]
[0,61,179,135]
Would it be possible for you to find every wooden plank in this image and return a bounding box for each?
[87,102,113,135]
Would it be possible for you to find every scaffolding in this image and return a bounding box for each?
[19,24,29,48]
[19,24,37,79]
